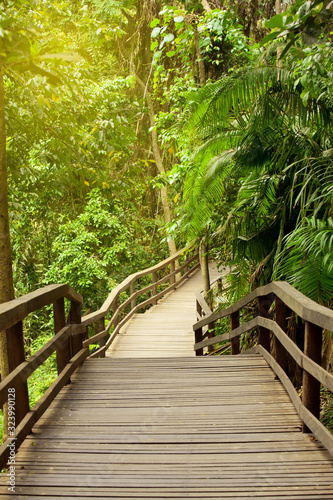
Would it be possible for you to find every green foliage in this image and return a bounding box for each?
[321,388,333,434]
[274,217,333,304]
[263,0,332,52]
[289,41,333,106]
[174,4,333,305]
[199,10,251,73]
[44,189,131,310]
[150,6,253,88]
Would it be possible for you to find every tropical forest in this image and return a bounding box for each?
[1,0,333,444]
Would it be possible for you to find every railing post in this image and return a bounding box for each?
[130,281,136,310]
[112,297,119,329]
[195,327,204,356]
[302,321,322,433]
[207,321,215,353]
[6,321,30,427]
[230,310,240,355]
[196,299,202,321]
[258,295,271,353]
[98,317,106,357]
[70,300,84,356]
[152,271,157,306]
[53,297,71,375]
[184,253,189,274]
[275,297,288,373]
[170,261,175,285]
[195,299,203,355]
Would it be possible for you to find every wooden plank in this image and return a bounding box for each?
[256,345,333,455]
[0,325,78,407]
[194,280,333,332]
[81,248,198,327]
[1,265,333,499]
[105,264,220,358]
[2,355,332,500]
[0,284,83,332]
[0,348,89,470]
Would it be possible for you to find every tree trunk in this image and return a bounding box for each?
[193,22,206,87]
[199,239,210,303]
[276,0,283,66]
[202,0,212,13]
[275,0,282,14]
[135,75,177,257]
[0,61,15,442]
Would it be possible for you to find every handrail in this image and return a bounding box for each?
[193,280,333,455]
[0,286,85,470]
[194,281,333,331]
[82,247,194,325]
[0,284,83,331]
[0,246,199,469]
[82,247,199,357]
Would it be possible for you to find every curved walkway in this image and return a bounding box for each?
[1,263,333,499]
[106,262,223,358]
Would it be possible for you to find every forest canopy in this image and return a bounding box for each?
[0,0,332,305]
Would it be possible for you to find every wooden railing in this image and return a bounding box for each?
[81,247,199,357]
[0,247,199,469]
[193,281,333,455]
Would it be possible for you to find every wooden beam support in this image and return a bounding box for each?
[98,317,106,357]
[130,282,136,310]
[207,321,215,353]
[112,298,119,330]
[258,295,271,354]
[170,261,175,285]
[230,310,240,355]
[53,297,70,375]
[6,321,29,427]
[302,321,322,433]
[152,271,157,306]
[194,326,204,356]
[275,297,288,374]
[70,300,84,357]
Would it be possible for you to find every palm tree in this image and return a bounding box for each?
[178,54,333,304]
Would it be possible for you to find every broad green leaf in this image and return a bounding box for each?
[166,50,176,57]
[265,14,284,29]
[151,27,161,39]
[163,33,174,43]
[262,31,278,44]
[150,19,160,28]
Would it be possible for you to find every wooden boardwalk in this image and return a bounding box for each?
[1,265,333,499]
[107,262,222,358]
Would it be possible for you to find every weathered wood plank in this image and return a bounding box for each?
[0,284,83,332]
[106,263,222,358]
[1,265,333,499]
[1,355,333,499]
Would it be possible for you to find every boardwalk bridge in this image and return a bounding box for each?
[1,248,333,498]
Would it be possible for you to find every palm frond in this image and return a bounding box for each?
[273,217,333,304]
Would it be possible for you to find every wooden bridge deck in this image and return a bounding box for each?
[1,266,333,499]
[106,262,222,357]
